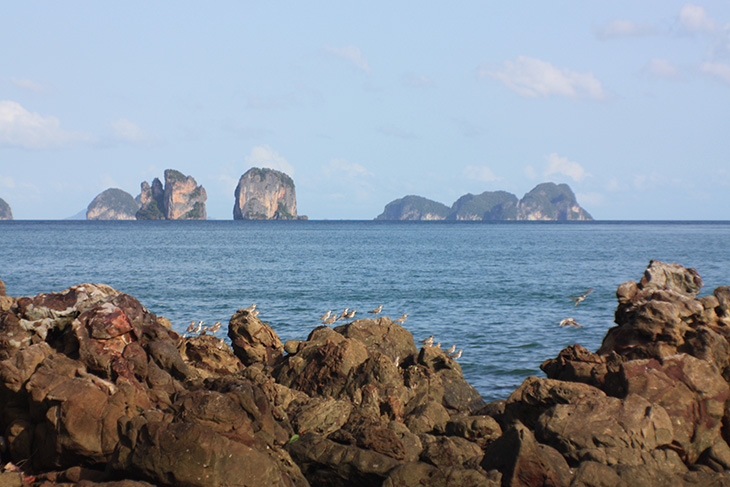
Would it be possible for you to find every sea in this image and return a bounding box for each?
[1,220,729,402]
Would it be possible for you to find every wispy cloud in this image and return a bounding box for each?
[244,145,295,176]
[323,158,374,179]
[463,165,501,182]
[596,19,655,40]
[479,56,605,99]
[321,158,375,202]
[111,118,159,146]
[10,78,45,93]
[403,73,433,88]
[324,45,371,74]
[544,153,590,182]
[645,58,679,79]
[0,100,94,150]
[377,125,418,140]
[701,62,730,84]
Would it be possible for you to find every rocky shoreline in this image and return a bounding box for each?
[1,261,730,486]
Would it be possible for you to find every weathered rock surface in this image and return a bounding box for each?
[0,197,12,220]
[136,169,206,220]
[233,167,298,220]
[86,188,140,220]
[7,260,730,486]
[376,182,592,221]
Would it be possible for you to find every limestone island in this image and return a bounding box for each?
[233,167,306,220]
[1,260,730,485]
[0,197,12,220]
[376,182,593,221]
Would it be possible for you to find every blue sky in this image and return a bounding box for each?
[2,1,729,220]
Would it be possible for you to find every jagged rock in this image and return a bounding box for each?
[447,191,518,221]
[86,189,140,220]
[0,197,13,220]
[233,167,298,220]
[481,422,572,487]
[334,317,418,363]
[136,170,206,220]
[375,195,450,221]
[178,335,243,379]
[228,308,284,367]
[419,434,483,468]
[639,260,703,296]
[289,397,353,437]
[435,415,502,448]
[383,462,498,487]
[517,182,592,221]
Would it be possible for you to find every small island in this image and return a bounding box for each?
[376,182,593,221]
[233,167,304,220]
[0,197,13,220]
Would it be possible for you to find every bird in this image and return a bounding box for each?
[336,308,350,321]
[208,321,221,334]
[322,314,337,325]
[450,349,463,360]
[559,317,582,328]
[344,309,356,320]
[251,310,260,318]
[435,342,442,349]
[319,310,332,321]
[185,320,198,335]
[445,344,457,354]
[570,288,593,307]
[243,303,257,313]
[420,335,434,348]
[368,305,383,316]
[191,320,203,335]
[395,313,407,324]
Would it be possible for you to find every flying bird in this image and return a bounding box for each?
[559,317,582,328]
[570,288,593,306]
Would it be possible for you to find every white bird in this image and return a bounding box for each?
[445,344,457,354]
[570,288,593,307]
[319,310,332,321]
[559,317,582,328]
[395,313,407,324]
[450,349,463,360]
[368,305,384,315]
[192,321,203,335]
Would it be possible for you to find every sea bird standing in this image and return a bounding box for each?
[368,305,384,316]
[319,310,332,321]
[395,313,408,324]
[450,349,463,360]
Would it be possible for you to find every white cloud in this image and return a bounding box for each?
[480,56,605,99]
[596,19,654,39]
[646,58,679,78]
[10,78,45,93]
[701,62,730,83]
[324,45,370,74]
[244,145,295,176]
[680,4,715,33]
[463,165,501,182]
[0,100,93,150]
[322,158,373,179]
[404,73,433,88]
[111,118,158,145]
[544,153,589,182]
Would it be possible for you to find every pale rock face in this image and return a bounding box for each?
[0,197,13,220]
[233,168,297,220]
[163,170,207,220]
[86,188,140,220]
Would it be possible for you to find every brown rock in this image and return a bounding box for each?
[179,335,243,378]
[419,434,483,468]
[233,167,298,220]
[289,397,352,437]
[383,462,498,487]
[639,260,703,296]
[228,308,284,367]
[436,415,502,448]
[335,317,418,363]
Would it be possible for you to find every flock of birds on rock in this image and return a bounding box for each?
[418,334,463,359]
[559,288,594,329]
[184,319,222,337]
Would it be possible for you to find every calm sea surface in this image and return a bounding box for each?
[1,220,729,401]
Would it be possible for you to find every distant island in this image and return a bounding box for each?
[233,167,305,220]
[0,197,12,220]
[376,182,593,221]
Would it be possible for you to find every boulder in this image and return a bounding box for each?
[228,308,284,367]
[383,462,498,487]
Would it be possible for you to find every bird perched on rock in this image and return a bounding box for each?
[559,317,582,328]
[322,314,337,325]
[208,321,221,334]
[336,308,350,321]
[420,335,434,347]
[395,313,407,324]
[445,344,457,354]
[191,321,203,335]
[319,310,332,321]
[450,349,463,360]
[185,320,198,335]
[251,310,260,318]
[344,309,356,320]
[570,288,593,306]
[243,303,257,313]
[368,305,383,316]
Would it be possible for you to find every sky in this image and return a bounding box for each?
[1,2,730,220]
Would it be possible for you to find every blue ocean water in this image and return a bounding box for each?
[2,220,729,402]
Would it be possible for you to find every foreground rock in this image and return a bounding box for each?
[6,260,730,486]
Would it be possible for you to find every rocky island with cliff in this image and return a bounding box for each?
[0,197,13,220]
[233,167,304,220]
[2,260,730,486]
[376,182,592,221]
